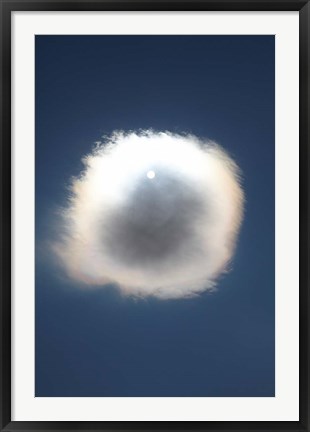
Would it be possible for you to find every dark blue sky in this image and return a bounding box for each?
[35,35,275,397]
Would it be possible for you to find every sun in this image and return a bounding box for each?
[147,170,155,179]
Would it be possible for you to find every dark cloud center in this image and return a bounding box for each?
[101,169,206,267]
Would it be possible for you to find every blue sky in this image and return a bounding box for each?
[35,35,275,397]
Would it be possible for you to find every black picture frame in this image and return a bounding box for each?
[1,0,309,431]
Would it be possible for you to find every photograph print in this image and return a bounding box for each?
[35,35,275,397]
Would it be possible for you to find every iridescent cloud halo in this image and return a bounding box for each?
[54,131,244,299]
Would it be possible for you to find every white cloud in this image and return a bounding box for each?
[53,130,244,299]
